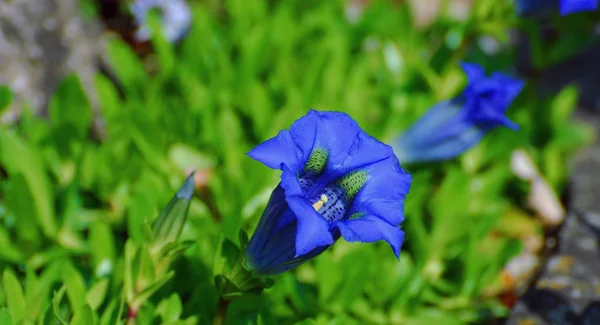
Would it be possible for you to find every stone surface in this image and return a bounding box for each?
[0,0,104,123]
[507,110,600,325]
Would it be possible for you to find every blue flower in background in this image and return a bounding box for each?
[391,63,524,164]
[516,0,597,16]
[560,0,598,15]
[244,110,411,275]
[130,0,192,43]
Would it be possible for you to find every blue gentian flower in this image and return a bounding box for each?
[391,63,524,164]
[560,0,598,14]
[244,110,411,275]
[130,0,192,43]
[515,0,597,15]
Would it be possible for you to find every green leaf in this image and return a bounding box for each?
[89,221,116,277]
[2,270,25,322]
[105,37,147,94]
[0,85,12,113]
[131,271,175,310]
[5,174,42,248]
[78,0,99,20]
[98,300,118,325]
[349,297,388,325]
[550,86,578,128]
[136,245,157,291]
[404,309,463,325]
[23,269,48,322]
[0,227,25,263]
[0,129,58,238]
[48,74,92,139]
[550,121,595,151]
[70,306,96,325]
[51,286,69,325]
[543,146,565,189]
[86,279,109,311]
[94,74,122,120]
[0,309,13,325]
[63,263,88,310]
[315,251,342,304]
[212,235,240,279]
[124,240,139,304]
[156,294,182,322]
[147,10,176,77]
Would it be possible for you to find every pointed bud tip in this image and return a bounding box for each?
[176,171,196,200]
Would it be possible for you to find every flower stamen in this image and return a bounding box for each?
[312,194,329,211]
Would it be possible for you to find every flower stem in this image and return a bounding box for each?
[125,305,138,325]
[212,296,230,325]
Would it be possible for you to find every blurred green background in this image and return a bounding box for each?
[0,0,595,324]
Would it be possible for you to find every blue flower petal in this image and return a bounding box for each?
[489,73,525,107]
[249,110,365,177]
[336,215,405,258]
[306,111,364,176]
[460,62,486,83]
[348,155,411,225]
[327,131,396,182]
[248,130,303,171]
[280,166,334,256]
[560,0,598,15]
[392,101,485,163]
[287,110,319,159]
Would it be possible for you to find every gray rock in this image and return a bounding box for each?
[0,0,104,123]
[507,111,600,325]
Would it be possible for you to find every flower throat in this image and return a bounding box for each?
[299,147,368,222]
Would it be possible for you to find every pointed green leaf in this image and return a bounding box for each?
[105,37,147,94]
[70,306,95,325]
[48,74,92,139]
[0,227,24,262]
[0,308,13,325]
[94,74,122,120]
[63,263,87,310]
[156,294,182,322]
[136,245,157,291]
[86,279,109,311]
[131,271,175,309]
[51,286,69,325]
[124,240,140,303]
[99,300,119,325]
[0,129,58,238]
[551,86,578,128]
[0,85,12,114]
[89,221,116,276]
[2,269,26,322]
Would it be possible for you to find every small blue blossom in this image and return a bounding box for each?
[244,110,411,275]
[560,0,598,15]
[392,63,524,164]
[130,0,192,43]
[515,0,597,16]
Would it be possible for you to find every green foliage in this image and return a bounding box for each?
[0,0,593,324]
[0,86,12,114]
